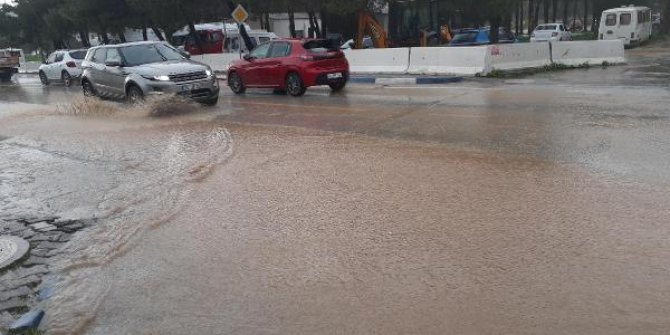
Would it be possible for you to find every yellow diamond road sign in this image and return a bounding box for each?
[232,4,249,24]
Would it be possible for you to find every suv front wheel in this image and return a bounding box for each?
[126,85,144,103]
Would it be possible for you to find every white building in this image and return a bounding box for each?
[254,13,322,38]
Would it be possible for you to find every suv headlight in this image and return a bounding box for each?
[143,75,170,81]
[205,69,213,77]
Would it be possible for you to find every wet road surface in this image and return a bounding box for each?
[1,43,669,334]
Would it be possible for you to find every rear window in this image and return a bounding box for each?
[606,14,617,26]
[620,13,632,25]
[303,39,339,53]
[69,51,87,59]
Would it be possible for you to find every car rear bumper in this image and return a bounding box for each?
[302,68,349,87]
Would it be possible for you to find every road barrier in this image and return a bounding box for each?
[550,40,625,66]
[184,40,627,79]
[485,43,552,74]
[192,53,241,73]
[407,46,488,76]
[19,61,40,74]
[343,48,410,74]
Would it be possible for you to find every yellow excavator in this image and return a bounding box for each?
[355,11,388,49]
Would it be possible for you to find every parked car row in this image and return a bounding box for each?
[35,38,350,103]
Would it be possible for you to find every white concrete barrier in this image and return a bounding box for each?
[550,40,625,66]
[193,53,242,72]
[485,43,552,74]
[344,48,410,74]
[19,61,40,74]
[407,46,488,76]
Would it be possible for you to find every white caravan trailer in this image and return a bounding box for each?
[599,6,652,47]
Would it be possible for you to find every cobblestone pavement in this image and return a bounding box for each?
[0,216,90,327]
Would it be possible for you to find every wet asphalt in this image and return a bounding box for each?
[1,42,670,334]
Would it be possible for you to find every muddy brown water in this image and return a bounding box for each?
[1,41,670,334]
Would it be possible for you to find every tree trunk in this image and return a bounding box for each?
[583,0,588,31]
[490,16,501,43]
[320,9,328,38]
[528,0,535,34]
[552,0,557,22]
[663,0,670,33]
[142,25,148,41]
[515,1,521,35]
[572,0,578,29]
[265,13,271,32]
[188,21,204,54]
[543,0,549,24]
[308,10,321,38]
[100,31,109,44]
[118,32,127,43]
[534,1,542,27]
[563,0,570,27]
[288,11,297,38]
[78,31,90,48]
[151,27,165,41]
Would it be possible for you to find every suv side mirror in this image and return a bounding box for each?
[181,51,191,59]
[105,60,122,67]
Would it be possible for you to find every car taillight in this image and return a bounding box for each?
[300,55,314,61]
[552,32,559,37]
[66,61,76,68]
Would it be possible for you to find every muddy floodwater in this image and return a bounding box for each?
[1,42,670,334]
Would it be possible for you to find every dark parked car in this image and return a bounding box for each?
[227,39,349,97]
[449,28,517,46]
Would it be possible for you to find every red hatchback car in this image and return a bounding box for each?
[227,39,349,96]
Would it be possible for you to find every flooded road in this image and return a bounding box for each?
[1,43,670,334]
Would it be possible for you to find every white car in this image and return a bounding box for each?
[530,23,572,42]
[38,49,87,87]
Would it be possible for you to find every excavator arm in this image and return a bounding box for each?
[355,11,388,49]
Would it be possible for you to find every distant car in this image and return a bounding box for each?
[80,41,219,105]
[38,49,87,87]
[448,28,517,46]
[530,23,572,42]
[227,39,349,97]
[340,37,374,49]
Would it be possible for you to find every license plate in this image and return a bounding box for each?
[327,73,343,79]
[180,83,201,91]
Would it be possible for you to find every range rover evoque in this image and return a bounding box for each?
[80,41,219,105]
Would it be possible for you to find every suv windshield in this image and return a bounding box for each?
[119,44,184,66]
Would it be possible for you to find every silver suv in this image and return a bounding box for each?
[81,41,219,105]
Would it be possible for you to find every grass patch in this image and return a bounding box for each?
[24,54,42,62]
[571,32,597,41]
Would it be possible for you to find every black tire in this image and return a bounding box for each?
[82,79,97,97]
[286,72,306,97]
[0,72,11,83]
[228,72,246,94]
[329,80,347,92]
[39,71,49,86]
[202,96,219,106]
[126,85,144,103]
[62,71,73,87]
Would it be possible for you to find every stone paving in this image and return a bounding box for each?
[0,216,90,328]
